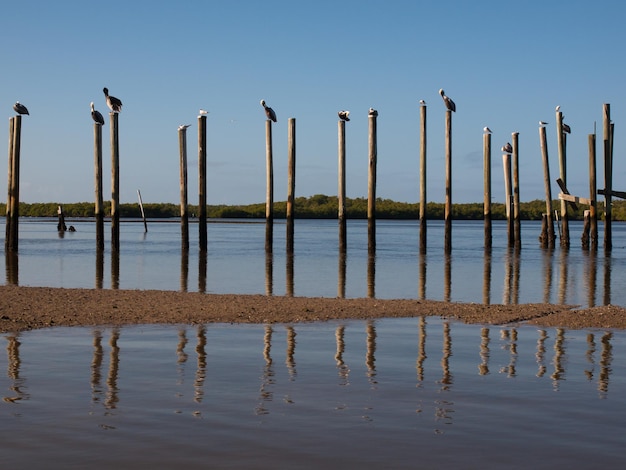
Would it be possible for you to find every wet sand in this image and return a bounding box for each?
[0,285,625,333]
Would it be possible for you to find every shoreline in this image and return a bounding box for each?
[0,285,625,333]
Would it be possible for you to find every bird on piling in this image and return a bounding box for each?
[338,110,350,121]
[483,126,492,134]
[368,107,378,117]
[562,123,571,134]
[555,105,561,112]
[90,102,105,125]
[439,89,456,112]
[178,124,191,131]
[260,100,277,122]
[539,121,548,126]
[103,88,122,113]
[501,142,513,154]
[419,99,426,105]
[13,101,29,115]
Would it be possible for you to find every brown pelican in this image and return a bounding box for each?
[103,88,122,112]
[260,100,277,122]
[338,110,350,121]
[483,126,492,134]
[178,124,191,131]
[562,123,571,134]
[13,101,29,115]
[439,89,456,112]
[368,107,378,117]
[501,142,513,154]
[90,102,104,125]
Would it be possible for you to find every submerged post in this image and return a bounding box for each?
[539,124,555,247]
[556,110,569,247]
[178,125,189,250]
[286,118,296,252]
[444,110,452,253]
[512,132,521,247]
[94,120,104,250]
[338,119,347,252]
[110,112,120,252]
[419,102,427,254]
[367,108,378,254]
[483,129,491,249]
[198,113,207,251]
[603,104,612,251]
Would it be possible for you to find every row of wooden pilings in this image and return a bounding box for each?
[5,103,618,256]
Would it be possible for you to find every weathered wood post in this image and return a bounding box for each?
[419,101,427,254]
[198,113,207,252]
[7,115,22,252]
[539,124,555,247]
[556,110,569,246]
[178,125,189,250]
[367,108,378,254]
[483,129,492,249]
[57,205,67,232]
[502,152,514,246]
[338,119,347,253]
[265,118,274,253]
[137,189,147,233]
[602,104,612,251]
[588,133,598,248]
[93,119,104,250]
[5,117,15,250]
[444,110,452,253]
[512,132,521,247]
[286,118,296,253]
[110,112,120,252]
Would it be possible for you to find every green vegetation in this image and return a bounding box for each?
[3,196,626,220]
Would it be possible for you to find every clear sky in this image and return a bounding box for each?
[1,0,624,205]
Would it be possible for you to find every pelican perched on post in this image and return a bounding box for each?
[338,110,350,121]
[90,102,104,125]
[439,89,456,112]
[562,123,571,134]
[368,107,378,117]
[260,100,277,122]
[483,126,492,134]
[13,101,29,115]
[501,142,513,154]
[103,87,122,113]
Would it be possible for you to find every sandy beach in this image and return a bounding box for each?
[0,285,625,333]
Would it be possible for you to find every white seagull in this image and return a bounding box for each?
[539,121,548,126]
[338,110,350,121]
[483,126,492,134]
[260,100,277,122]
[90,102,104,125]
[178,124,191,131]
[555,105,561,112]
[439,89,456,112]
[368,107,378,117]
[13,101,29,115]
[501,142,513,154]
[103,88,122,113]
[419,99,426,105]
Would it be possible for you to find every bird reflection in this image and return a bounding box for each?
[335,325,349,386]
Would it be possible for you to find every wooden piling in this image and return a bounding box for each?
[286,118,296,253]
[556,111,569,247]
[198,114,207,251]
[539,125,555,247]
[483,131,492,249]
[7,115,22,252]
[57,205,67,232]
[502,152,513,246]
[110,112,120,252]
[93,121,104,250]
[367,111,377,254]
[602,104,612,250]
[178,126,189,250]
[5,117,15,250]
[419,103,427,254]
[444,110,452,253]
[137,189,147,233]
[512,132,521,247]
[338,120,347,252]
[588,133,598,248]
[265,119,274,222]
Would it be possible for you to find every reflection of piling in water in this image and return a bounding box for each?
[366,321,377,384]
[265,250,273,296]
[478,327,490,376]
[367,253,375,298]
[91,330,103,405]
[256,325,275,415]
[551,328,566,389]
[418,252,426,300]
[584,333,595,381]
[335,325,349,385]
[337,251,346,299]
[264,325,273,365]
[194,325,207,403]
[599,332,612,396]
[286,118,296,253]
[198,114,208,252]
[4,334,28,403]
[105,329,120,411]
[417,317,427,383]
[535,329,547,377]
[198,250,207,294]
[439,322,452,389]
[286,326,297,380]
[419,103,427,254]
[177,328,189,367]
[482,249,491,304]
[499,328,517,377]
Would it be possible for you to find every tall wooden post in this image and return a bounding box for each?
[483,130,491,249]
[539,125,555,247]
[265,120,274,222]
[512,132,521,247]
[198,114,207,251]
[603,104,612,251]
[5,117,15,250]
[286,118,296,253]
[588,133,598,248]
[338,119,347,253]
[367,110,377,254]
[556,110,569,247]
[110,112,120,252]
[503,152,514,246]
[178,125,189,250]
[419,103,427,254]
[444,110,452,253]
[94,121,104,250]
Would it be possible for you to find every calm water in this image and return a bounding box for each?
[1,319,625,468]
[1,218,625,468]
[3,218,626,307]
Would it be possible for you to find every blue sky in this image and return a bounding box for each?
[1,0,624,205]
